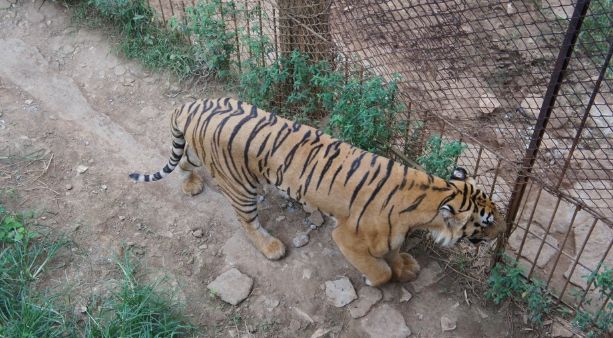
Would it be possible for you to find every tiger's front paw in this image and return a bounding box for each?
[262,238,286,260]
[391,253,420,282]
[182,174,205,196]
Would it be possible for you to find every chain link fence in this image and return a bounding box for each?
[147,0,612,314]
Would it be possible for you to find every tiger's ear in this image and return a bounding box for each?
[450,167,476,185]
[450,167,467,181]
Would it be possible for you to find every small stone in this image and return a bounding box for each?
[399,287,412,303]
[289,319,301,331]
[417,313,423,320]
[349,286,382,318]
[114,65,126,76]
[292,232,310,248]
[308,210,324,226]
[118,216,126,221]
[325,277,357,307]
[411,261,443,292]
[506,3,517,15]
[275,215,286,222]
[551,322,573,337]
[361,304,411,338]
[192,229,203,238]
[199,244,208,250]
[0,0,12,10]
[207,268,253,305]
[302,269,312,279]
[74,305,87,315]
[88,159,94,164]
[65,183,73,190]
[264,297,280,311]
[76,165,89,174]
[256,195,265,203]
[25,99,33,105]
[101,185,107,191]
[441,315,457,332]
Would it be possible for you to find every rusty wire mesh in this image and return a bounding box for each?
[146,0,612,314]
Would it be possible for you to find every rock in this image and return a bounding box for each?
[0,0,12,10]
[264,297,280,311]
[207,268,253,305]
[411,261,443,292]
[275,215,286,222]
[192,229,203,238]
[441,315,457,332]
[65,183,73,190]
[399,287,412,303]
[325,277,357,307]
[588,94,613,138]
[302,268,312,279]
[360,304,411,338]
[564,220,613,290]
[349,287,383,318]
[25,99,33,105]
[289,319,301,331]
[551,322,573,337]
[520,94,567,128]
[256,195,265,203]
[292,232,310,248]
[478,92,501,115]
[505,3,517,15]
[76,165,88,174]
[101,184,107,191]
[508,224,559,268]
[308,210,324,226]
[118,216,126,221]
[518,187,594,234]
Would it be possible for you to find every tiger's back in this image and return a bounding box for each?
[131,97,505,286]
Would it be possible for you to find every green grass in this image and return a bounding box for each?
[0,205,196,337]
[417,135,466,178]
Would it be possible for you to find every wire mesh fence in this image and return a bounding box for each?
[145,0,612,314]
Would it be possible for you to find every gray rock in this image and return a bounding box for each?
[349,286,382,318]
[441,315,457,332]
[399,287,412,303]
[551,322,573,337]
[65,183,73,190]
[192,229,203,238]
[76,165,88,174]
[478,92,500,115]
[292,232,310,248]
[114,65,126,76]
[207,268,253,305]
[360,304,411,338]
[0,0,12,10]
[564,220,612,290]
[308,210,324,226]
[411,261,443,292]
[325,277,357,307]
[508,224,559,268]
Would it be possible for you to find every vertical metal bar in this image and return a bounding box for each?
[169,0,176,17]
[498,0,592,259]
[473,145,484,176]
[489,161,501,198]
[245,0,252,60]
[232,2,241,75]
[158,0,166,24]
[273,8,278,61]
[527,196,562,279]
[515,187,543,262]
[558,218,600,304]
[555,40,613,189]
[545,206,580,288]
[258,1,265,66]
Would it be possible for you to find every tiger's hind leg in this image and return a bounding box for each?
[216,178,286,260]
[179,146,205,196]
[332,223,392,286]
[385,248,420,282]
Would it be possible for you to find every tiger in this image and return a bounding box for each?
[129,97,505,286]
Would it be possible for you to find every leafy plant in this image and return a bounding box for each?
[486,255,555,326]
[0,206,38,243]
[572,267,613,337]
[417,135,466,178]
[326,75,405,154]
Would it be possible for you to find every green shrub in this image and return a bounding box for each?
[572,267,613,337]
[417,135,466,178]
[0,206,38,243]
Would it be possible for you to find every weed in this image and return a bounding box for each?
[417,135,466,178]
[84,249,195,337]
[0,205,38,243]
[486,255,555,326]
[572,267,613,337]
[579,0,613,76]
[0,222,73,337]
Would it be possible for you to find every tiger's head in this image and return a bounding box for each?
[433,168,505,246]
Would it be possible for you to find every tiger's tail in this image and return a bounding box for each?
[129,115,185,183]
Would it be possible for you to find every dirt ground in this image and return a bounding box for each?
[0,1,540,337]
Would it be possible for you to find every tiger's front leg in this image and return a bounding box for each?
[332,222,392,286]
[385,248,420,282]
